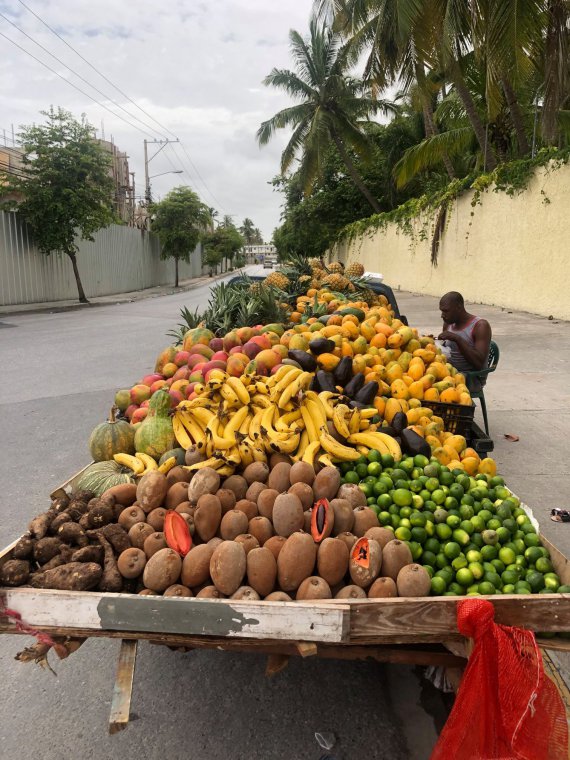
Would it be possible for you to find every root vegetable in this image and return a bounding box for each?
[30,562,102,591]
[71,545,104,564]
[0,559,30,586]
[33,537,62,564]
[117,548,147,579]
[12,536,34,560]
[57,523,88,546]
[49,512,73,534]
[102,524,131,554]
[97,534,123,592]
[28,512,53,540]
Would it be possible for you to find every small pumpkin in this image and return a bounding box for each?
[134,390,176,459]
[75,461,135,496]
[89,406,136,462]
[159,448,186,467]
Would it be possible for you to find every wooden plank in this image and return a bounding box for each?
[541,536,570,586]
[348,595,570,644]
[0,588,350,644]
[49,462,93,500]
[109,640,137,735]
[0,537,20,571]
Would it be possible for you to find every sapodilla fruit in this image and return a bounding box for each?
[181,544,214,587]
[246,547,277,598]
[296,576,332,600]
[272,493,304,537]
[277,532,317,591]
[381,539,413,582]
[396,563,431,597]
[210,541,246,595]
[329,499,354,535]
[349,538,382,588]
[364,527,395,549]
[335,585,366,599]
[352,507,379,537]
[317,537,349,587]
[194,494,222,541]
[313,466,340,501]
[368,577,397,598]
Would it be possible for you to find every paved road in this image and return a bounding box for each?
[0,270,443,760]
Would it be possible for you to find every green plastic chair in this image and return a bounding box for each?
[464,340,500,437]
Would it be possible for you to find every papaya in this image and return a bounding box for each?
[408,380,424,400]
[384,398,402,425]
[390,379,409,400]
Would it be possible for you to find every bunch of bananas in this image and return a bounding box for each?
[113,452,177,476]
[171,366,401,476]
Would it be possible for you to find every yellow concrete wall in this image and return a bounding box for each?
[333,163,570,320]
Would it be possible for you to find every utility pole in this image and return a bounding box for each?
[144,138,179,204]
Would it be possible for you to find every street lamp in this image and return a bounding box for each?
[145,170,183,203]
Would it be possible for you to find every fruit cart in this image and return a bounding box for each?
[1,472,568,735]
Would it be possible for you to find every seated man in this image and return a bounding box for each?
[438,292,492,393]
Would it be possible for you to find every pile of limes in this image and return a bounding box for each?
[339,452,569,596]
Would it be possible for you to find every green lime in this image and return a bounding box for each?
[478,581,496,595]
[425,477,440,493]
[408,541,423,560]
[515,580,532,592]
[420,490,432,503]
[425,538,441,554]
[495,527,511,544]
[544,574,560,591]
[502,584,515,594]
[491,559,505,574]
[355,463,368,478]
[390,515,400,528]
[435,567,454,584]
[524,533,540,548]
[380,453,394,468]
[483,571,502,589]
[433,509,448,524]
[410,479,423,493]
[423,565,434,578]
[535,557,553,574]
[359,482,374,498]
[486,518,501,531]
[367,449,381,463]
[526,571,545,593]
[515,586,532,595]
[471,533,484,548]
[395,527,411,541]
[436,523,452,541]
[400,458,415,475]
[378,511,391,526]
[443,542,461,560]
[381,476,395,490]
[430,489,445,505]
[435,553,450,569]
[452,529,471,547]
[430,576,447,594]
[400,507,412,518]
[446,515,461,529]
[466,549,482,563]
[456,568,474,587]
[469,562,484,580]
[412,494,425,510]
[377,494,393,510]
[452,555,468,571]
[480,544,498,561]
[422,551,437,568]
[414,454,430,468]
[411,526,427,544]
[399,518,411,529]
[367,462,382,477]
[459,520,474,536]
[393,488,413,507]
[424,463,440,478]
[344,471,359,484]
[447,582,466,595]
[373,480,388,496]
[498,547,516,566]
[524,546,543,565]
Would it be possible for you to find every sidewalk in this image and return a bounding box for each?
[0,268,233,316]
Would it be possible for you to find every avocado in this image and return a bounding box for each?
[309,338,335,355]
[391,411,408,435]
[344,372,365,398]
[355,381,379,406]
[333,356,352,388]
[287,350,317,372]
[400,428,431,458]
[316,371,337,393]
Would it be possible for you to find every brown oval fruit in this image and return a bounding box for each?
[183,448,204,469]
[296,576,332,600]
[181,544,215,587]
[118,505,146,530]
[234,534,260,556]
[245,482,267,504]
[317,538,349,587]
[230,586,260,601]
[187,468,220,505]
[175,501,194,516]
[352,507,379,537]
[396,563,431,597]
[368,577,398,598]
[272,493,304,538]
[138,589,158,596]
[289,461,315,486]
[102,483,137,506]
[136,471,168,513]
[335,585,367,599]
[147,507,167,531]
[381,540,413,582]
[194,494,222,542]
[349,538,382,588]
[235,499,258,521]
[257,489,278,519]
[269,453,291,468]
[311,499,335,542]
[288,482,314,510]
[143,532,167,559]
[246,547,277,597]
[313,466,340,501]
[242,462,269,485]
[143,547,182,592]
[336,483,368,508]
[163,584,193,598]
[364,527,394,549]
[117,548,147,579]
[264,535,286,561]
[329,499,355,535]
[222,474,248,501]
[165,482,191,509]
[277,532,317,591]
[128,522,155,550]
[264,590,292,601]
[248,516,274,546]
[216,488,236,514]
[336,532,358,553]
[166,465,192,487]
[210,541,246,595]
[220,509,249,540]
[267,462,291,493]
[208,537,223,550]
[196,585,224,598]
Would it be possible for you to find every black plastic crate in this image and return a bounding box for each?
[468,421,494,454]
[422,400,475,436]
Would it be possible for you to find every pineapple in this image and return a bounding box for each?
[308,257,321,269]
[327,262,344,274]
[264,271,290,290]
[345,262,365,278]
[249,282,262,296]
[323,273,349,291]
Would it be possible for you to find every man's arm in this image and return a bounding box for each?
[439,320,491,370]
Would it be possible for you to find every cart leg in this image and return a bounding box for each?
[109,639,138,735]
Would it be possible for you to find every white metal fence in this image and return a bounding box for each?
[0,211,203,306]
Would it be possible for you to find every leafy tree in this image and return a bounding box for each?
[151,186,211,287]
[203,225,244,274]
[252,227,264,244]
[0,107,114,303]
[239,217,256,244]
[257,18,395,212]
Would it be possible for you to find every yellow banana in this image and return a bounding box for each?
[177,412,207,449]
[271,366,302,395]
[226,376,250,404]
[275,408,303,432]
[251,393,273,408]
[238,411,253,435]
[216,464,235,476]
[224,405,250,439]
[267,432,300,455]
[319,426,361,461]
[135,452,158,471]
[347,431,401,459]
[185,456,226,471]
[190,407,215,426]
[360,408,377,419]
[302,441,321,466]
[238,438,255,467]
[276,370,312,408]
[332,403,351,439]
[304,397,327,430]
[374,431,403,461]
[318,453,335,468]
[114,453,145,475]
[356,445,370,456]
[300,402,319,443]
[206,416,236,450]
[349,409,362,434]
[291,429,310,461]
[225,446,242,465]
[254,381,270,396]
[173,414,193,449]
[220,382,240,407]
[249,407,265,440]
[359,420,371,431]
[157,456,177,474]
[317,391,336,420]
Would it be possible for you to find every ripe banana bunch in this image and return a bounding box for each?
[347,431,402,461]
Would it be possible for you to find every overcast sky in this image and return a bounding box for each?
[0,0,316,239]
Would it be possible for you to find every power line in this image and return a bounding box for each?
[16,0,179,141]
[178,140,227,212]
[0,12,164,140]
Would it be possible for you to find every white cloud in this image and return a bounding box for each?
[0,0,315,238]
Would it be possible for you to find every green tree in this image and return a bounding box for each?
[239,217,256,244]
[0,107,114,303]
[151,186,211,287]
[203,225,244,274]
[252,227,264,244]
[257,18,395,212]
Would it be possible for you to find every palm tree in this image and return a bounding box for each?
[239,217,256,244]
[257,18,395,212]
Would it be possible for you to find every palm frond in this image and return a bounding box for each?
[393,127,474,188]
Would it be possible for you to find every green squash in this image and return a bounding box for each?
[74,461,134,496]
[159,448,186,466]
[89,407,135,461]
[134,390,176,459]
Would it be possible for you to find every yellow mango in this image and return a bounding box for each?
[442,444,460,461]
[396,326,414,345]
[352,355,368,374]
[454,373,466,385]
[446,435,467,454]
[317,353,340,372]
[431,415,445,428]
[352,336,369,355]
[386,363,404,383]
[398,351,412,371]
[461,457,480,476]
[424,387,439,402]
[406,408,423,425]
[384,398,403,424]
[408,380,425,400]
[407,359,425,381]
[414,349,436,364]
[448,460,464,471]
[434,379,454,393]
[409,425,425,438]
[425,435,442,450]
[391,319,404,331]
[406,339,421,353]
[415,407,433,418]
[432,447,452,465]
[459,392,472,405]
[461,448,480,462]
[359,320,376,342]
[440,387,460,404]
[387,333,403,348]
[424,421,440,436]
[391,379,410,400]
[321,325,343,338]
[289,334,309,351]
[408,398,422,409]
[402,375,414,387]
[378,380,391,395]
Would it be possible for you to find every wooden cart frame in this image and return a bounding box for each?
[1,471,569,734]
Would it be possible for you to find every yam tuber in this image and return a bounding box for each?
[0,559,30,586]
[57,523,88,546]
[28,512,54,540]
[33,537,62,564]
[71,545,104,564]
[102,523,131,554]
[30,562,102,591]
[97,534,123,592]
[12,535,34,560]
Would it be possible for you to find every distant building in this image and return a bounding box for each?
[243,243,276,262]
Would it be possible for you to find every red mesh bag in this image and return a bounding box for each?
[430,598,568,760]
